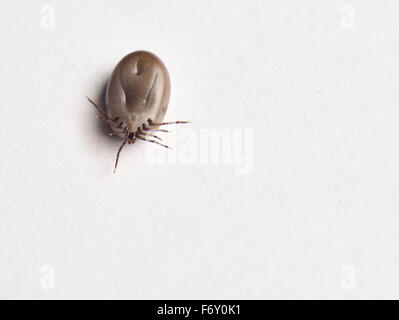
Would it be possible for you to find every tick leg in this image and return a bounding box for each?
[86,97,119,122]
[138,127,163,141]
[146,133,163,141]
[87,96,125,134]
[97,114,120,127]
[114,136,128,173]
[100,118,127,137]
[137,134,170,149]
[94,115,121,137]
[148,119,190,126]
[116,121,125,129]
[142,124,169,133]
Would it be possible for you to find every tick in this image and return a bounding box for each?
[87,50,189,172]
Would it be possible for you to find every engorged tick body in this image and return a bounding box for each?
[87,50,188,172]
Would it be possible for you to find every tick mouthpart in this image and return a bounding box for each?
[128,132,136,140]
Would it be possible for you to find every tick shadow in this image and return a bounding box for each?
[90,79,120,142]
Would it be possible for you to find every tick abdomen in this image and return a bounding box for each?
[105,51,171,135]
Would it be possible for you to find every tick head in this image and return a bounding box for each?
[128,132,136,144]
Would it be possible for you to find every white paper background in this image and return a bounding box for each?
[1,0,398,299]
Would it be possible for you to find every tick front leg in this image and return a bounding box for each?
[114,133,129,173]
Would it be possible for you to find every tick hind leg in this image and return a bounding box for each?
[137,134,170,149]
[137,127,163,141]
[139,118,190,149]
[142,123,169,133]
[148,119,190,126]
